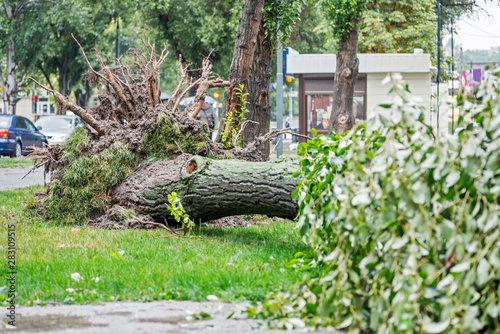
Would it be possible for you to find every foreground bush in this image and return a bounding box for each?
[253,73,500,334]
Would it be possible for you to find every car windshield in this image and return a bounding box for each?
[36,117,73,129]
[0,118,11,128]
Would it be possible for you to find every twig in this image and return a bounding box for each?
[167,55,190,107]
[174,141,184,154]
[131,215,179,235]
[172,78,202,113]
[147,234,201,239]
[233,120,259,148]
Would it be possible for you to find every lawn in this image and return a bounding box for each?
[0,157,33,168]
[0,186,310,305]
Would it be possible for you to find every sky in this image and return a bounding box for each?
[453,2,500,51]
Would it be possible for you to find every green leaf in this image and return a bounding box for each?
[476,259,490,286]
[450,261,470,273]
[422,319,450,333]
[445,171,460,188]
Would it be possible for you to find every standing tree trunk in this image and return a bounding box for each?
[217,0,268,150]
[242,16,274,159]
[56,53,73,114]
[327,25,360,134]
[0,35,29,115]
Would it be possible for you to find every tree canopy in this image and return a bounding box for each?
[358,0,437,55]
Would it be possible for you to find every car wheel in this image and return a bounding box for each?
[11,142,22,158]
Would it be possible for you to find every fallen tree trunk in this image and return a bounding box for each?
[112,154,299,222]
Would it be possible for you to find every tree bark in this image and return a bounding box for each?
[327,25,360,135]
[217,0,268,151]
[112,154,299,222]
[1,35,28,115]
[1,2,34,115]
[242,16,273,159]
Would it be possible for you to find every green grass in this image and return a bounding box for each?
[0,187,310,305]
[0,157,33,168]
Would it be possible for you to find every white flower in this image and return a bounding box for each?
[206,295,218,301]
[269,256,274,260]
[66,288,75,293]
[71,273,84,282]
[93,276,100,283]
[118,250,125,256]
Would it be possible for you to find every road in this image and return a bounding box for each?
[0,166,49,190]
[4,300,340,334]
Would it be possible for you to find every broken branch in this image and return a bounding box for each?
[30,77,104,134]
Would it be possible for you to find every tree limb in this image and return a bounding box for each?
[172,78,202,114]
[37,64,55,91]
[207,79,230,87]
[30,77,104,134]
[18,64,30,87]
[103,66,135,114]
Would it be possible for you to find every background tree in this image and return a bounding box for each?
[37,0,136,110]
[287,2,335,54]
[218,0,305,159]
[358,0,437,55]
[143,0,243,82]
[0,0,48,114]
[319,0,366,134]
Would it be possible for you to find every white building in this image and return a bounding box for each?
[287,49,447,138]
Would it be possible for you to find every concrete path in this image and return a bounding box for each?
[4,300,339,334]
[0,166,49,191]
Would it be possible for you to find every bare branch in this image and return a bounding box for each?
[188,56,213,118]
[37,64,55,91]
[30,77,104,134]
[167,55,189,107]
[71,34,112,86]
[172,78,202,114]
[103,66,135,114]
[18,64,30,87]
[207,79,230,88]
[233,120,259,148]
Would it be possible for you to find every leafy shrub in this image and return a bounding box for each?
[253,73,500,333]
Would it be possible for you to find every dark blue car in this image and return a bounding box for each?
[0,115,48,158]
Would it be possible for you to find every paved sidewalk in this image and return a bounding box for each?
[0,166,49,190]
[4,300,340,334]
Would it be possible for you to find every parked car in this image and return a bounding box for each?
[34,115,85,145]
[0,115,48,158]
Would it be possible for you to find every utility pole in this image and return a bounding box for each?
[276,0,284,158]
[451,16,455,134]
[115,17,120,60]
[277,43,284,158]
[437,1,441,136]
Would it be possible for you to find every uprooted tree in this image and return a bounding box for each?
[29,37,307,228]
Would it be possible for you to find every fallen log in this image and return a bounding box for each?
[112,154,300,223]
